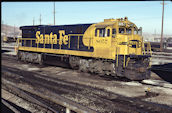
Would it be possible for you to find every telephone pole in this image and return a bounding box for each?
[40,14,42,25]
[160,0,168,51]
[5,22,7,36]
[53,2,56,25]
[14,24,15,38]
[33,17,35,25]
[154,29,156,42]
[160,0,164,52]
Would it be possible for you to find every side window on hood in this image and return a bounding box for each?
[95,29,98,37]
[107,29,110,37]
[99,28,105,37]
[95,28,106,37]
[112,29,116,38]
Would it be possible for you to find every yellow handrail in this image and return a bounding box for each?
[123,54,125,68]
[16,34,84,49]
[143,42,152,56]
[142,42,152,67]
[116,47,119,67]
[142,42,146,55]
[68,34,83,36]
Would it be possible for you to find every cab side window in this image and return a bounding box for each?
[99,28,105,37]
[95,28,108,37]
[95,29,98,37]
[107,29,110,37]
[112,29,116,38]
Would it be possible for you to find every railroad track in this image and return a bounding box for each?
[2,79,97,113]
[1,98,31,113]
[2,54,172,113]
[2,82,60,113]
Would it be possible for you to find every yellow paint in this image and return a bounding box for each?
[59,30,69,45]
[18,46,94,58]
[36,30,68,45]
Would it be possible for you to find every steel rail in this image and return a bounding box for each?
[2,82,58,113]
[2,78,98,113]
[2,98,21,113]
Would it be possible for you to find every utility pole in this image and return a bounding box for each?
[154,29,156,42]
[160,0,164,52]
[14,24,15,38]
[2,21,5,45]
[5,23,7,37]
[40,14,42,25]
[160,0,168,51]
[53,2,56,25]
[33,17,35,25]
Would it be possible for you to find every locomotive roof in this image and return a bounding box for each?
[20,17,137,30]
[20,23,95,30]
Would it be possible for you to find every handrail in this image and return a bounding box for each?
[147,42,152,67]
[116,47,119,67]
[142,42,146,55]
[68,34,83,36]
[122,41,152,68]
[14,38,22,53]
[16,34,84,50]
[143,42,152,56]
[68,34,83,50]
[143,41,152,67]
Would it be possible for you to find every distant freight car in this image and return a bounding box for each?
[166,38,172,50]
[15,17,152,80]
[144,40,172,52]
[3,36,16,43]
[149,42,166,52]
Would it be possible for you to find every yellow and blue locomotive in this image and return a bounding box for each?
[15,17,152,80]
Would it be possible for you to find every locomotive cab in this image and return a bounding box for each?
[83,17,146,58]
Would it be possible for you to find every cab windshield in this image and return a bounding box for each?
[126,28,132,34]
[119,28,125,34]
[118,27,138,35]
[134,27,138,35]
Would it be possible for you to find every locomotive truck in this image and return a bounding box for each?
[15,17,152,80]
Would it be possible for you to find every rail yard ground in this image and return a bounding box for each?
[1,42,172,113]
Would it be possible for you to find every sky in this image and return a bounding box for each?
[1,1,172,35]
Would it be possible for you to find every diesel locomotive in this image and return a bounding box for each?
[15,17,152,80]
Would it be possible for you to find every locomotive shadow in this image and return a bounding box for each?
[102,76,131,82]
[43,60,71,69]
[151,63,172,84]
[43,55,71,69]
[92,73,132,82]
[1,50,11,53]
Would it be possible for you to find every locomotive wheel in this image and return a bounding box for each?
[69,56,116,76]
[38,53,44,65]
[17,51,45,65]
[69,56,80,70]
[17,51,21,61]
